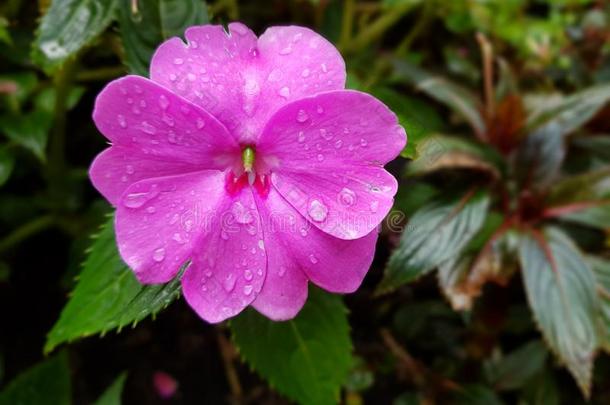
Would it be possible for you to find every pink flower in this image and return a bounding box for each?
[89,23,406,323]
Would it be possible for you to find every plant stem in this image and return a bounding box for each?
[476,32,495,119]
[76,66,126,82]
[216,329,242,402]
[396,0,433,56]
[46,60,75,206]
[346,2,414,53]
[338,0,355,52]
[0,215,56,255]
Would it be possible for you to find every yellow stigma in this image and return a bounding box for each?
[242,146,255,173]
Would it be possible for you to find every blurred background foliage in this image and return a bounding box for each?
[1,0,610,404]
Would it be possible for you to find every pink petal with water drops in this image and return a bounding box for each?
[115,170,226,284]
[90,146,201,205]
[257,186,377,303]
[271,166,397,240]
[150,23,345,143]
[182,188,267,323]
[256,90,406,169]
[92,75,240,165]
[256,91,404,239]
[250,187,309,320]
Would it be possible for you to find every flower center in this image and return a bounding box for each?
[225,146,270,197]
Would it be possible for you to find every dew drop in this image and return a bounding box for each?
[244,269,253,281]
[152,248,165,262]
[267,69,282,82]
[278,266,287,277]
[140,121,156,134]
[308,199,328,222]
[279,46,293,55]
[321,63,328,73]
[117,114,127,128]
[146,206,156,214]
[190,40,198,48]
[223,274,236,292]
[317,105,324,114]
[370,200,379,213]
[169,73,177,82]
[232,202,253,224]
[173,58,184,65]
[173,233,185,244]
[158,95,170,110]
[334,139,343,149]
[320,128,332,140]
[317,154,324,161]
[296,109,309,123]
[338,188,356,206]
[301,68,310,78]
[243,284,253,296]
[297,131,305,143]
[278,86,290,98]
[196,118,205,129]
[309,254,318,264]
[360,138,368,147]
[125,165,134,174]
[123,186,159,208]
[187,73,196,81]
[221,230,229,240]
[162,114,175,127]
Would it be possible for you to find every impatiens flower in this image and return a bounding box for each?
[89,22,406,323]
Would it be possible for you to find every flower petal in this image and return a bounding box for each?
[90,146,200,205]
[182,188,267,323]
[149,23,345,143]
[257,90,405,239]
[115,170,226,284]
[253,186,376,317]
[93,75,239,165]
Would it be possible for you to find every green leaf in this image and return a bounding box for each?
[520,370,560,405]
[93,372,127,405]
[485,340,548,391]
[370,87,443,159]
[0,351,71,405]
[527,83,610,137]
[0,72,38,104]
[34,86,86,113]
[547,166,610,205]
[573,136,610,163]
[588,257,610,353]
[391,58,486,136]
[518,227,598,397]
[32,0,119,74]
[453,384,504,405]
[45,217,183,353]
[514,121,566,190]
[230,286,352,405]
[378,189,490,293]
[0,111,53,161]
[0,146,15,187]
[118,0,209,76]
[407,134,503,177]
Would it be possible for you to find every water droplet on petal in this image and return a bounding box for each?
[268,69,282,82]
[308,199,328,222]
[123,186,159,208]
[334,140,343,149]
[243,284,253,296]
[370,200,379,213]
[278,266,287,277]
[196,118,205,129]
[338,188,356,206]
[232,202,253,224]
[309,254,318,264]
[221,230,229,240]
[297,131,305,143]
[244,269,253,281]
[279,46,292,55]
[173,58,184,65]
[278,86,290,98]
[317,154,324,161]
[187,73,196,81]
[317,105,324,114]
[301,68,310,78]
[223,274,236,292]
[140,121,156,134]
[162,114,175,127]
[296,109,309,123]
[117,114,127,128]
[300,227,308,237]
[153,248,165,262]
[360,138,368,147]
[321,63,328,73]
[146,206,156,214]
